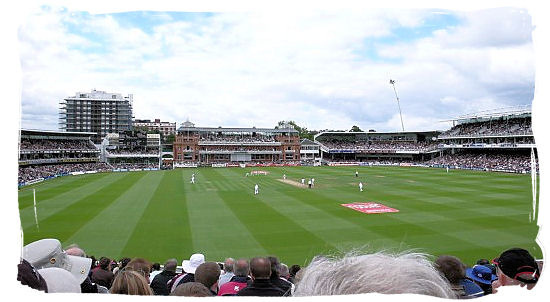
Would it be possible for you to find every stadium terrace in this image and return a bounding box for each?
[18,95,541,297]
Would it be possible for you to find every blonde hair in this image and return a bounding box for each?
[109,270,153,295]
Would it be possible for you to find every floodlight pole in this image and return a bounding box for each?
[390,79,405,132]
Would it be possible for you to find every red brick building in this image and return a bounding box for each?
[173,121,301,164]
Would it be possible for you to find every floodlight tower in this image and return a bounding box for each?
[389,79,405,132]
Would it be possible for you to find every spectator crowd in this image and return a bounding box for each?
[441,118,532,138]
[18,238,541,298]
[427,152,536,173]
[200,135,277,143]
[109,163,159,170]
[320,140,438,151]
[20,139,96,151]
[106,147,160,155]
[18,163,112,184]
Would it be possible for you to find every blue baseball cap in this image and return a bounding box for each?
[466,265,497,285]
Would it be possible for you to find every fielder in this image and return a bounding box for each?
[283,174,286,180]
[355,170,359,177]
[301,178,305,185]
[254,183,259,195]
[446,166,449,173]
[190,173,195,184]
[311,178,315,187]
[359,182,363,192]
[308,179,312,189]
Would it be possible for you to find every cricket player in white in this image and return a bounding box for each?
[446,166,449,173]
[301,178,305,185]
[355,170,359,177]
[283,174,286,180]
[254,184,259,195]
[191,173,195,184]
[359,182,363,192]
[311,178,315,187]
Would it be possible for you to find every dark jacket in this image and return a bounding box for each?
[150,270,177,295]
[236,279,287,297]
[91,268,114,289]
[270,275,292,296]
[176,273,195,287]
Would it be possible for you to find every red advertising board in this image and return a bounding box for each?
[341,202,399,214]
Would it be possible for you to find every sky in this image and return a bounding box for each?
[16,3,536,133]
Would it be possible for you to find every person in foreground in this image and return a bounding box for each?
[435,255,484,298]
[109,269,153,295]
[236,257,287,296]
[292,251,456,298]
[491,248,541,293]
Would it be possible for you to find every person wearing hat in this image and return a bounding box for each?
[22,238,92,286]
[37,267,82,293]
[466,265,497,295]
[168,253,205,293]
[492,248,541,292]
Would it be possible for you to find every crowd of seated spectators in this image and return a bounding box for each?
[109,163,159,170]
[18,163,112,183]
[19,238,541,298]
[200,135,277,143]
[20,139,96,151]
[427,152,536,172]
[441,118,532,137]
[200,146,279,152]
[107,147,160,155]
[327,158,423,164]
[324,152,537,173]
[320,140,438,151]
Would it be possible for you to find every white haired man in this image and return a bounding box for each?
[293,251,456,298]
[218,258,235,288]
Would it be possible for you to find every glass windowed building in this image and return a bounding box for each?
[59,89,133,143]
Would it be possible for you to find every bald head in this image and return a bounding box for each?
[250,257,271,280]
[66,247,86,257]
[234,259,250,277]
[164,259,178,273]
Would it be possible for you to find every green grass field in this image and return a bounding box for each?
[18,166,541,266]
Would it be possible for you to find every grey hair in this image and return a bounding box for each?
[278,263,290,278]
[224,258,235,273]
[65,244,86,257]
[293,251,456,298]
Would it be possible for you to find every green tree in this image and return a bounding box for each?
[350,125,363,132]
[275,120,314,140]
[164,134,175,144]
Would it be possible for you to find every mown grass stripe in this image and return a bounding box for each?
[22,172,147,245]
[183,169,268,261]
[18,173,108,209]
[19,173,126,230]
[65,171,164,259]
[116,170,194,261]
[208,168,334,265]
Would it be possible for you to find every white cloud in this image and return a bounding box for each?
[17,6,535,133]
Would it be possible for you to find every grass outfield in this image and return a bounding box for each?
[18,166,541,266]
